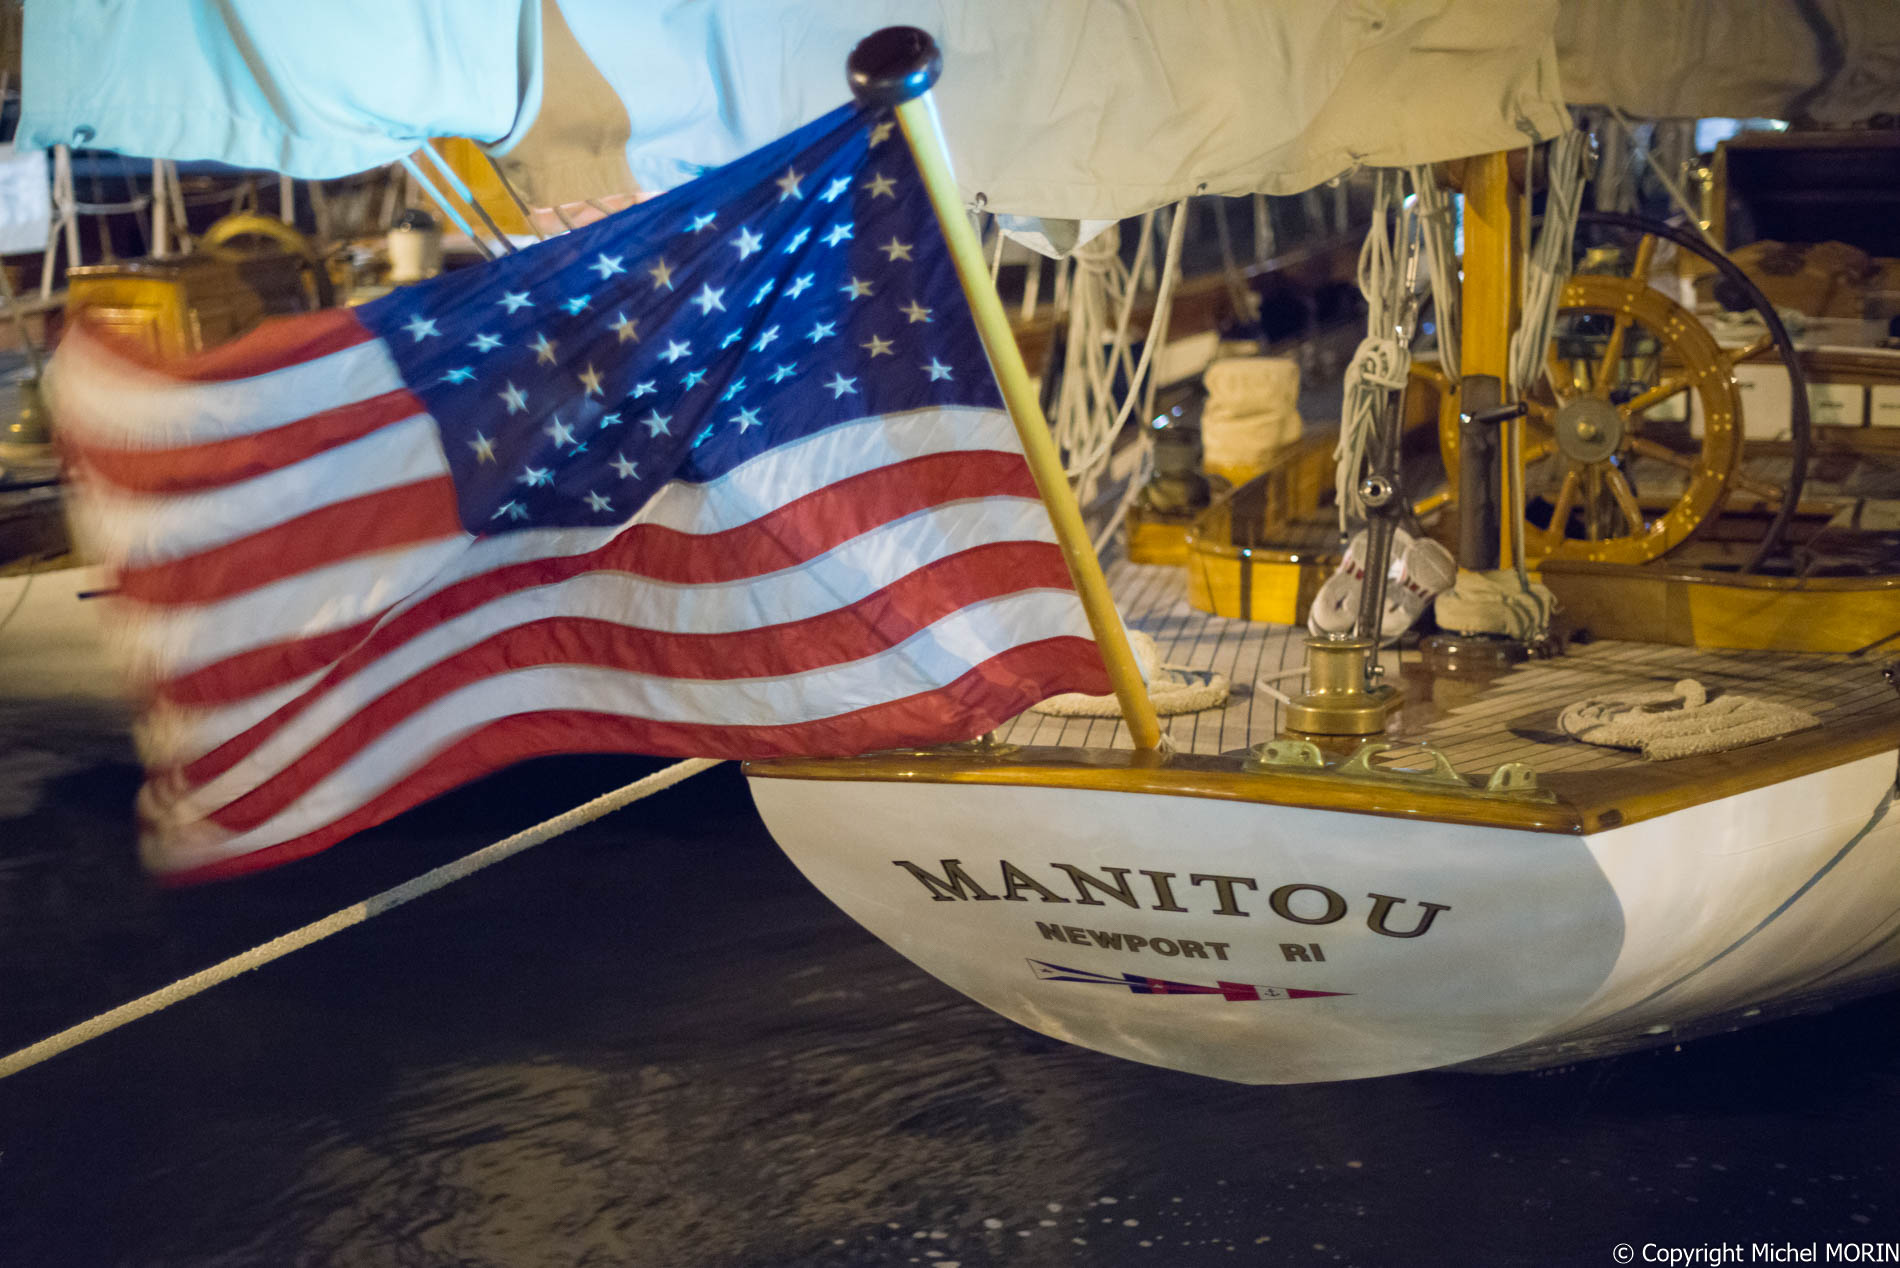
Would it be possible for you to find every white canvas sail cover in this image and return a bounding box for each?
[17,1,1900,222]
[20,0,1567,221]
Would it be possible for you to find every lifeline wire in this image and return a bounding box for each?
[0,756,722,1080]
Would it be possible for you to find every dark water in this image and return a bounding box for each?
[2,738,1897,1268]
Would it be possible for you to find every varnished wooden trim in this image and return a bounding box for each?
[746,722,1900,838]
[747,746,1585,832]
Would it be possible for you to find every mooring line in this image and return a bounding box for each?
[0,757,722,1080]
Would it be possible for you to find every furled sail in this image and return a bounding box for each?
[20,0,1569,221]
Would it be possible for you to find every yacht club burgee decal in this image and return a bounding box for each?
[1029,960,1350,1001]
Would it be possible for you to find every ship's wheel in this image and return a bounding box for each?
[1434,212,1810,570]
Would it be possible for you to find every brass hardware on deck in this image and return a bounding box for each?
[1485,762,1545,795]
[1338,740,1469,788]
[1243,738,1557,803]
[1245,739,1325,771]
[1282,634,1402,735]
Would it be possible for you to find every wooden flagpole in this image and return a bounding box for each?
[847,28,1164,752]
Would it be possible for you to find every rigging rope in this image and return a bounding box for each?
[1508,130,1591,398]
[1050,200,1189,516]
[1334,171,1423,527]
[1410,164,1461,384]
[0,756,721,1081]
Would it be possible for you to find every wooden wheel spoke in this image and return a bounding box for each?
[1605,466,1646,534]
[1619,373,1693,419]
[1728,331,1775,365]
[1547,467,1582,538]
[1523,437,1557,465]
[1627,435,1697,471]
[1627,233,1658,284]
[1585,464,1605,540]
[1593,313,1635,398]
[1731,471,1788,503]
[1546,348,1579,401]
[1583,237,1657,397]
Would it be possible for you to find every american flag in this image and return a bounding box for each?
[49,103,1111,884]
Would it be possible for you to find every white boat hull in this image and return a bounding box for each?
[748,750,1900,1083]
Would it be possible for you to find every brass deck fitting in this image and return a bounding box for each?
[1283,634,1402,735]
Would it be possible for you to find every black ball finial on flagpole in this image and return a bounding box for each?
[846,27,942,106]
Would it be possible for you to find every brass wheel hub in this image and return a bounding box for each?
[1552,395,1622,464]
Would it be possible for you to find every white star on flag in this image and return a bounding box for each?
[470,332,502,351]
[692,284,726,316]
[499,381,528,413]
[590,253,625,279]
[901,300,933,323]
[823,223,854,247]
[775,168,804,200]
[545,417,576,447]
[733,406,763,431]
[880,238,914,262]
[402,315,440,341]
[863,172,896,198]
[584,490,613,513]
[578,365,604,397]
[820,176,851,202]
[732,227,764,260]
[660,339,691,363]
[609,453,639,479]
[518,465,552,487]
[498,291,533,313]
[841,277,874,300]
[640,409,672,436]
[785,274,815,299]
[468,433,496,462]
[648,259,674,290]
[612,313,639,342]
[531,333,558,364]
[825,372,858,398]
[862,334,894,357]
[924,358,954,381]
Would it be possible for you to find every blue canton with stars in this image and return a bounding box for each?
[357,104,1001,533]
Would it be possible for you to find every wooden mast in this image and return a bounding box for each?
[1460,152,1525,570]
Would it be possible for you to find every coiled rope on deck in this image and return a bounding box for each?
[0,756,722,1080]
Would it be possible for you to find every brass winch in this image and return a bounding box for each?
[1282,633,1401,735]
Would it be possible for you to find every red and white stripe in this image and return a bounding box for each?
[50,311,1108,883]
